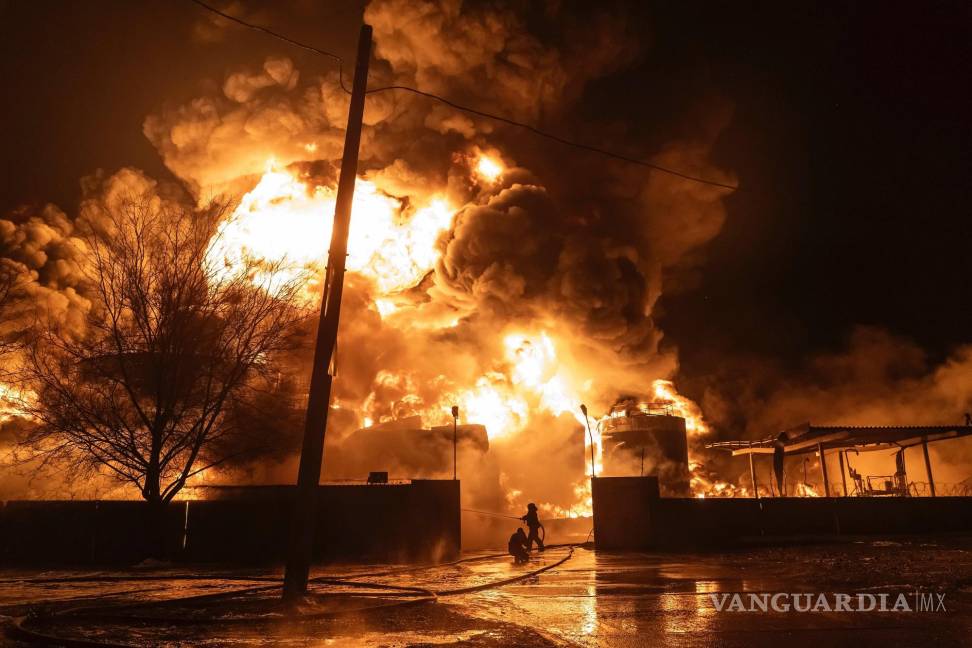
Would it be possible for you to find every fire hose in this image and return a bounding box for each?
[4,543,586,647]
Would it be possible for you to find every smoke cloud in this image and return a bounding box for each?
[694,326,972,490]
[0,204,90,339]
[2,0,739,518]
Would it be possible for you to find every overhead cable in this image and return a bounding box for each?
[187,0,739,191]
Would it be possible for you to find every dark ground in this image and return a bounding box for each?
[2,535,971,647]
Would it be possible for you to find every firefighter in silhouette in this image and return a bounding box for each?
[520,503,545,552]
[508,528,529,563]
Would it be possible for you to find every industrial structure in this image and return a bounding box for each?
[599,399,690,495]
[591,475,972,549]
[342,416,489,476]
[707,422,972,497]
[591,420,972,549]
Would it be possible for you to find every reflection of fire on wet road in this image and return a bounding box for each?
[4,537,970,646]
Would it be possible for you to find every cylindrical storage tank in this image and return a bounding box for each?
[600,404,690,496]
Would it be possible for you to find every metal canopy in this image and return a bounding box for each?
[706,423,972,457]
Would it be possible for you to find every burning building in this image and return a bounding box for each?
[339,416,490,479]
[600,399,690,495]
[0,0,736,516]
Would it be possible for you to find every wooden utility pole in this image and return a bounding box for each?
[283,24,372,601]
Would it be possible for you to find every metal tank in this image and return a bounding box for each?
[599,400,690,496]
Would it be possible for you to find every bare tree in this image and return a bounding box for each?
[20,193,306,507]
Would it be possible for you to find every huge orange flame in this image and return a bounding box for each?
[206,161,455,297]
[199,155,729,513]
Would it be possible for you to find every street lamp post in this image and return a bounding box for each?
[451,405,459,481]
[580,404,596,479]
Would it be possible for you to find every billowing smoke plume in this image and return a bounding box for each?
[2,0,735,514]
[1,202,90,498]
[694,327,972,491]
[0,204,90,340]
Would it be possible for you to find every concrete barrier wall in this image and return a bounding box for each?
[591,477,659,550]
[592,476,972,550]
[0,480,459,566]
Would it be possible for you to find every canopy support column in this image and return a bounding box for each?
[749,446,759,499]
[838,451,848,497]
[818,443,831,497]
[922,437,936,497]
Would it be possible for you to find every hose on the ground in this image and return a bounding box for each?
[5,542,587,647]
[437,546,573,596]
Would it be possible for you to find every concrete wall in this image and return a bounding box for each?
[592,476,972,550]
[0,480,459,566]
[591,477,659,550]
[0,500,185,564]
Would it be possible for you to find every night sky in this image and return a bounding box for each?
[2,0,969,399]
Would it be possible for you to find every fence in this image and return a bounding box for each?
[0,480,460,565]
[592,476,972,550]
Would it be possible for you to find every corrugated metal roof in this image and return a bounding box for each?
[707,423,972,455]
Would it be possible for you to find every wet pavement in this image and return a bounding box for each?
[2,535,971,647]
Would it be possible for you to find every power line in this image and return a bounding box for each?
[188,0,340,63]
[187,0,353,93]
[187,0,739,191]
[367,84,739,190]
